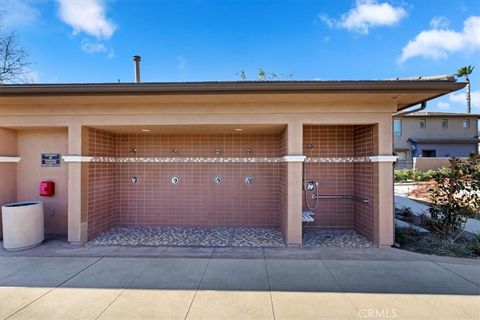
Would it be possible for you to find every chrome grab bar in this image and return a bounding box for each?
[312,194,369,203]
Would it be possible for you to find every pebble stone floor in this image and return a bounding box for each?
[90,226,373,248]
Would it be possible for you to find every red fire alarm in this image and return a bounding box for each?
[40,181,55,197]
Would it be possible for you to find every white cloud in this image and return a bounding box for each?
[319,0,406,34]
[81,40,107,54]
[437,101,450,110]
[399,16,480,62]
[430,16,449,29]
[81,39,115,59]
[0,0,39,28]
[318,14,336,28]
[449,90,480,109]
[57,0,116,39]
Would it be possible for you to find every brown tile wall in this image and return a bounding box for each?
[115,162,281,227]
[116,133,281,157]
[87,128,116,238]
[278,128,288,237]
[88,130,284,239]
[353,125,376,240]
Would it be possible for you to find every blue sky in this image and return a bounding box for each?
[1,0,479,113]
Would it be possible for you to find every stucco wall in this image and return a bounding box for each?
[17,129,68,235]
[413,157,469,171]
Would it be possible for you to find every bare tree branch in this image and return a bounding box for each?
[0,23,31,83]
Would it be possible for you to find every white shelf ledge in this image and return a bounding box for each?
[0,156,21,163]
[283,155,307,162]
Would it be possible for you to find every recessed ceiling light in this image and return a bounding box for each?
[235,128,243,132]
[141,129,151,132]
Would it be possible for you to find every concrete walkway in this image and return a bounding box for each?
[0,240,479,320]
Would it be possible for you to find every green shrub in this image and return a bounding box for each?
[395,227,409,245]
[414,170,437,182]
[467,234,480,255]
[394,167,453,183]
[394,169,414,182]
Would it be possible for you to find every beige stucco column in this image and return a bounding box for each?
[373,121,395,247]
[66,125,89,244]
[284,121,304,246]
[0,128,19,239]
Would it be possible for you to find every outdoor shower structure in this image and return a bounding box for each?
[0,80,465,247]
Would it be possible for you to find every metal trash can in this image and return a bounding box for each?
[1,201,44,251]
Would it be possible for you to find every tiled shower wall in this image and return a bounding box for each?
[278,128,288,237]
[87,128,286,239]
[303,125,376,240]
[87,128,116,238]
[353,125,376,240]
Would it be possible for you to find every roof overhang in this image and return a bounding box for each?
[0,80,466,112]
[408,138,480,145]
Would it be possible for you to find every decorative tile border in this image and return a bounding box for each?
[90,157,116,163]
[98,157,284,163]
[66,155,394,163]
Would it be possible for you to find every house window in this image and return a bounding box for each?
[463,119,470,128]
[442,119,448,129]
[420,119,427,129]
[422,150,436,157]
[393,119,402,136]
[396,151,407,160]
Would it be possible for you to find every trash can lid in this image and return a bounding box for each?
[2,201,42,208]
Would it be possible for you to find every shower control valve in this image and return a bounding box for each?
[305,180,316,191]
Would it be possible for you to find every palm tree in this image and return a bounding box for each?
[456,65,475,114]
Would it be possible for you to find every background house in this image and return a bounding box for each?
[394,112,479,169]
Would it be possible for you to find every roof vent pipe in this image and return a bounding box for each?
[393,101,427,117]
[133,55,141,83]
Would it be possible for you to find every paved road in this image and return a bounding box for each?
[0,250,478,320]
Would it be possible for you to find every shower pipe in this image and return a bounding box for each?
[303,160,319,211]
